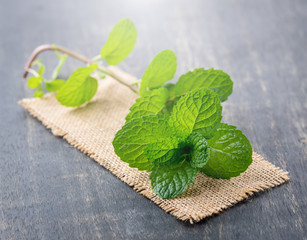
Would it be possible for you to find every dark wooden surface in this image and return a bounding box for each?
[0,0,306,239]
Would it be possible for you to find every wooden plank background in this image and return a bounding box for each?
[0,0,306,239]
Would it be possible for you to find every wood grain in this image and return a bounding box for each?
[0,0,306,239]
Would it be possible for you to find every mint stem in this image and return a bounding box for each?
[23,44,138,94]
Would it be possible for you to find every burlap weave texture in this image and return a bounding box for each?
[19,68,289,223]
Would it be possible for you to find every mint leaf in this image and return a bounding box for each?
[27,76,43,89]
[140,50,177,95]
[34,87,44,98]
[175,68,233,102]
[100,18,137,65]
[150,161,198,199]
[51,53,67,80]
[201,123,253,179]
[112,115,172,171]
[144,137,180,164]
[169,88,222,139]
[56,65,98,107]
[45,79,65,92]
[187,133,210,168]
[125,88,169,122]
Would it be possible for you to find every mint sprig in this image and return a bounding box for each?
[113,88,252,199]
[24,18,253,199]
[25,19,138,102]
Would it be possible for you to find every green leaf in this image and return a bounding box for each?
[34,87,44,98]
[187,133,210,168]
[150,161,198,199]
[144,137,180,164]
[140,50,177,95]
[169,88,222,139]
[51,53,67,80]
[45,79,66,92]
[201,123,253,179]
[125,88,169,122]
[56,65,98,107]
[27,76,43,89]
[175,68,233,102]
[112,115,172,171]
[100,18,137,65]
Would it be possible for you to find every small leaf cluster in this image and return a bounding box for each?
[27,54,67,97]
[113,49,252,199]
[26,19,137,106]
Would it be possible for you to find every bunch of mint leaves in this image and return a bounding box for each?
[24,18,253,199]
[112,49,252,199]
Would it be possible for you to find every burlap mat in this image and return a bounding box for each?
[19,67,289,223]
